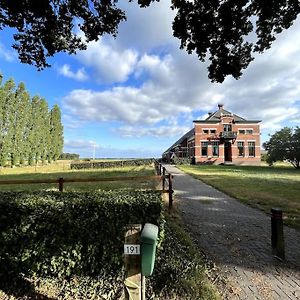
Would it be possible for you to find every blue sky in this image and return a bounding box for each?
[0,1,300,158]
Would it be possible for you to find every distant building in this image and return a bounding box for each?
[162,104,261,165]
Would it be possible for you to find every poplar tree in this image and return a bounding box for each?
[49,105,64,162]
[0,78,15,166]
[0,75,64,166]
[10,83,31,166]
[39,99,50,164]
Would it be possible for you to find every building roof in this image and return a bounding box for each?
[193,105,261,124]
[163,128,194,154]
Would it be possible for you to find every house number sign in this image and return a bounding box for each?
[124,244,140,255]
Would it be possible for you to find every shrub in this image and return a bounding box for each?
[0,190,163,280]
[172,157,191,165]
[70,159,154,170]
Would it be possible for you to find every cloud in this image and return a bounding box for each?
[58,64,88,81]
[64,139,100,150]
[62,3,300,141]
[116,125,191,138]
[64,139,159,158]
[77,39,138,84]
[0,43,15,62]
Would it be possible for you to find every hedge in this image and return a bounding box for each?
[70,159,154,170]
[0,190,163,281]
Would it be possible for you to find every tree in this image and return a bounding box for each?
[49,105,64,162]
[0,0,299,82]
[264,127,300,169]
[10,82,31,166]
[0,78,15,166]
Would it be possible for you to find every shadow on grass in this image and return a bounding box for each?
[0,272,55,300]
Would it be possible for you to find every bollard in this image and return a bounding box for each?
[271,208,285,260]
[58,177,64,192]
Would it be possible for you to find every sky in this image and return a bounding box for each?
[0,1,299,158]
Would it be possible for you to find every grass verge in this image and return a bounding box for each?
[0,165,157,192]
[178,164,300,229]
[147,209,221,300]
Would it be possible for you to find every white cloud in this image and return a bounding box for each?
[62,3,300,140]
[117,125,190,138]
[58,64,88,81]
[0,43,15,62]
[64,139,159,158]
[77,39,138,84]
[64,139,100,150]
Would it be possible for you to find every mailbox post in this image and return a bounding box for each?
[124,223,159,300]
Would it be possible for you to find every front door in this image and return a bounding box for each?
[224,142,232,162]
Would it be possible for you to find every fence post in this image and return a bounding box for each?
[168,174,173,210]
[58,177,64,192]
[162,167,166,191]
[159,164,162,176]
[271,208,285,260]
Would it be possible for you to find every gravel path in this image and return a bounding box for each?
[164,165,300,300]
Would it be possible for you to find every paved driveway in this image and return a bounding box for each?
[164,164,300,300]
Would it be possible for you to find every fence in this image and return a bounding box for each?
[0,164,174,208]
[154,160,174,209]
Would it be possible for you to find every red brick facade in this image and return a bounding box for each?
[163,105,261,165]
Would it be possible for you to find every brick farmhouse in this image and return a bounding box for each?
[162,104,261,165]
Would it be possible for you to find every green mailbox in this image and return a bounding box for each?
[140,223,159,277]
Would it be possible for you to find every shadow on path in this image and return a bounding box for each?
[164,164,300,300]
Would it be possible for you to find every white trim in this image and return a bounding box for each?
[194,123,220,126]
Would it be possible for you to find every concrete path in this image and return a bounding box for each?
[164,165,300,300]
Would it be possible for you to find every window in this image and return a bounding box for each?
[237,141,244,157]
[246,129,253,134]
[223,124,232,132]
[212,142,219,157]
[210,129,216,134]
[248,141,255,157]
[239,129,245,134]
[201,142,208,156]
[203,129,209,134]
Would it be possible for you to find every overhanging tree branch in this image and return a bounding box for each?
[0,0,299,82]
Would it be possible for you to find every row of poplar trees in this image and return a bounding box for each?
[0,75,63,167]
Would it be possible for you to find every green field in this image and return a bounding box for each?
[0,161,158,192]
[178,164,300,229]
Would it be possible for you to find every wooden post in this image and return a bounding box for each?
[168,174,173,210]
[124,224,142,300]
[58,177,64,192]
[162,167,166,191]
[159,164,162,176]
[271,208,285,260]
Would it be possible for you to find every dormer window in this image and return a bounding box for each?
[223,124,232,132]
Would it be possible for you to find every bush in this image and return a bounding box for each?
[70,159,154,170]
[0,190,163,280]
[172,157,191,165]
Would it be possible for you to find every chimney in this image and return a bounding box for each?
[218,104,224,109]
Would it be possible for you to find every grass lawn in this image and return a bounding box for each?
[0,162,158,192]
[178,164,300,229]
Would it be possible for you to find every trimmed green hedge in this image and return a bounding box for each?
[70,159,154,170]
[0,190,163,280]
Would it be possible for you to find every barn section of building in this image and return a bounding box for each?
[162,104,261,165]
